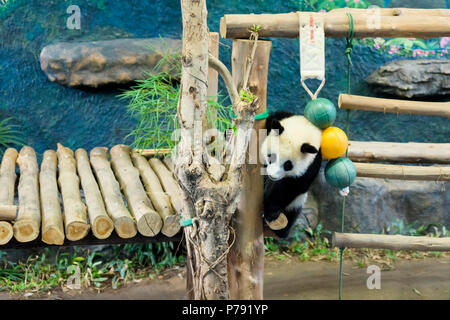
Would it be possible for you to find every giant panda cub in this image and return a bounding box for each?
[261,111,322,238]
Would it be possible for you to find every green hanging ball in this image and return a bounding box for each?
[304,98,337,129]
[325,157,356,189]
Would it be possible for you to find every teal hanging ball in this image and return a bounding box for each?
[325,157,357,189]
[304,98,337,129]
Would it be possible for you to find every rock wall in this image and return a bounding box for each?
[310,171,449,233]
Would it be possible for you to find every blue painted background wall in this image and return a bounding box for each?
[0,0,448,160]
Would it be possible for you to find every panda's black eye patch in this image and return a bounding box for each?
[301,143,318,154]
[283,160,293,171]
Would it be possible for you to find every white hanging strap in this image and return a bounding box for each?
[299,12,326,100]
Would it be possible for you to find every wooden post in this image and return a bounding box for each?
[220,9,450,39]
[333,232,450,251]
[227,39,272,300]
[355,162,450,181]
[204,32,220,130]
[14,146,41,242]
[0,148,18,221]
[40,150,65,245]
[339,94,450,118]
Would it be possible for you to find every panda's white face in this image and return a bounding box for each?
[261,115,322,181]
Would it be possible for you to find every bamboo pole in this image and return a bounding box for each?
[355,162,450,181]
[40,150,65,245]
[348,141,450,164]
[110,145,162,237]
[226,39,272,300]
[0,221,13,245]
[0,148,18,221]
[220,9,450,39]
[57,143,90,241]
[76,149,114,239]
[90,147,137,238]
[13,146,40,242]
[131,152,180,237]
[339,94,450,118]
[333,232,450,251]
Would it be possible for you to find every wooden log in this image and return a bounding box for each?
[0,221,13,245]
[0,148,18,221]
[131,152,180,237]
[76,149,114,239]
[339,94,450,118]
[355,163,450,181]
[348,141,450,164]
[227,39,272,300]
[110,145,162,237]
[163,157,175,172]
[148,158,190,219]
[136,148,171,158]
[13,146,40,242]
[220,9,450,39]
[40,150,65,245]
[57,143,90,241]
[333,232,450,251]
[90,147,137,238]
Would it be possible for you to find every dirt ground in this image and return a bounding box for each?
[1,257,448,300]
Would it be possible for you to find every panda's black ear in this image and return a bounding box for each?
[301,143,318,154]
[268,119,284,135]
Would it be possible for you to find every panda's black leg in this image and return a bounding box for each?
[262,203,284,223]
[273,207,302,239]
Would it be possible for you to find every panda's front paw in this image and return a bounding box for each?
[265,212,288,231]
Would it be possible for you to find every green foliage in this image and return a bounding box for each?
[360,37,450,58]
[239,89,256,103]
[119,51,233,151]
[291,0,371,11]
[0,242,183,292]
[384,218,449,237]
[0,117,24,154]
[264,223,338,262]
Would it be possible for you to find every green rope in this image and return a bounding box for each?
[338,12,354,301]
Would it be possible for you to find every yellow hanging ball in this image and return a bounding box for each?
[321,127,348,160]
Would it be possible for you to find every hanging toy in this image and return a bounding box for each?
[324,157,356,189]
[321,126,348,160]
[304,98,336,129]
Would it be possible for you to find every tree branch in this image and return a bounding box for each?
[208,54,239,105]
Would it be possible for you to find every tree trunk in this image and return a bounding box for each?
[227,39,272,300]
[177,0,258,299]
